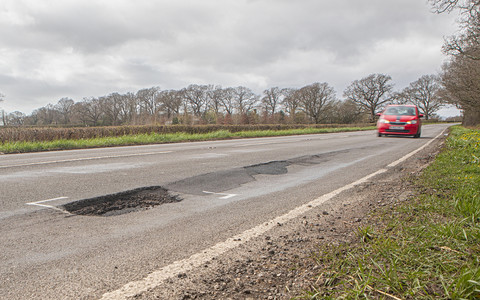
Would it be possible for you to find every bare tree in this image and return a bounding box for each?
[158,90,183,119]
[79,97,103,126]
[55,98,75,124]
[136,87,162,124]
[430,0,480,14]
[262,87,283,116]
[70,101,90,126]
[430,1,480,124]
[33,104,59,125]
[297,82,337,124]
[430,0,480,59]
[328,100,364,124]
[182,84,212,120]
[5,111,26,126]
[117,92,138,124]
[233,86,259,115]
[219,87,237,115]
[281,88,300,122]
[441,53,480,125]
[1,111,5,126]
[209,86,225,115]
[343,73,394,122]
[0,93,4,126]
[400,75,444,120]
[98,93,123,125]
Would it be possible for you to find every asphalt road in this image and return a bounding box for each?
[0,124,450,299]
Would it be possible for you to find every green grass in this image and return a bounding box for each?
[302,125,480,299]
[0,126,375,154]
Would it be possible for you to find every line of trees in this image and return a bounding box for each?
[431,0,480,125]
[0,73,448,127]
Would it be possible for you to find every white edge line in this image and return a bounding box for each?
[387,128,447,168]
[100,129,447,300]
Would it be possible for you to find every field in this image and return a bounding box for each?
[0,124,374,154]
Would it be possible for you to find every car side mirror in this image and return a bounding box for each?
[419,114,424,118]
[376,113,382,116]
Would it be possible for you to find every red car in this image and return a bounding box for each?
[377,105,423,138]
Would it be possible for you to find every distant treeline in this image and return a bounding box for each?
[0,71,453,127]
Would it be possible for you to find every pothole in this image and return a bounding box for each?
[62,186,182,217]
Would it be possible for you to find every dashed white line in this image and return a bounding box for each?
[100,129,447,300]
[0,151,173,169]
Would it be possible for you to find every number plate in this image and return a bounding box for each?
[390,126,405,130]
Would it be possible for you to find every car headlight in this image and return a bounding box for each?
[379,119,390,124]
[407,120,417,124]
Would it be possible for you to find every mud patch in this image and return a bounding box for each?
[62,186,181,216]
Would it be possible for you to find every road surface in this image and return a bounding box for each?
[0,124,450,299]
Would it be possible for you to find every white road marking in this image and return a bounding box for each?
[190,153,228,159]
[100,129,447,300]
[233,142,276,147]
[202,191,238,199]
[0,151,173,169]
[26,197,72,215]
[387,128,447,168]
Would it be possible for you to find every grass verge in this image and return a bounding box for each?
[301,125,480,299]
[0,126,375,154]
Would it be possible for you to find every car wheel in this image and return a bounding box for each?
[414,130,421,138]
[378,132,382,137]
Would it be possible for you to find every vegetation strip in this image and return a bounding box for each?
[0,126,374,154]
[303,125,480,299]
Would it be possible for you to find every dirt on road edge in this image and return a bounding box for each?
[135,136,445,300]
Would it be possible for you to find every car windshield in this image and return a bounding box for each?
[384,106,416,116]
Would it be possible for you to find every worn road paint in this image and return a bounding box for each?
[0,151,173,169]
[233,142,276,147]
[26,197,72,215]
[202,191,239,199]
[100,130,447,300]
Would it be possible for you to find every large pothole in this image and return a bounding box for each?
[62,186,181,217]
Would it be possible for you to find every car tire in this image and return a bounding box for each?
[378,132,382,137]
[414,130,421,138]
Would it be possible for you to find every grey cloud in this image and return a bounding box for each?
[0,0,458,114]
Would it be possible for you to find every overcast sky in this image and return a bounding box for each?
[0,0,460,116]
